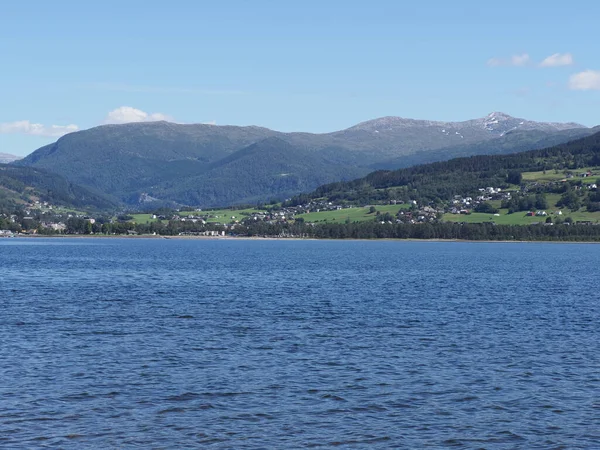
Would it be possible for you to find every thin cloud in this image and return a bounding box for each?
[487,53,530,67]
[104,106,173,124]
[0,120,78,137]
[511,54,530,66]
[540,53,574,67]
[569,70,600,90]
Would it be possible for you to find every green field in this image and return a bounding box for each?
[443,208,600,225]
[297,204,410,223]
[522,167,600,183]
[128,208,268,224]
[444,188,600,225]
[561,210,600,223]
[43,206,88,215]
[130,214,161,224]
[178,208,267,223]
[443,211,549,225]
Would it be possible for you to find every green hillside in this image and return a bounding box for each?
[373,127,595,170]
[296,204,410,223]
[0,164,119,211]
[146,137,367,206]
[295,130,600,207]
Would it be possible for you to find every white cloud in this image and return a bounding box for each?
[511,54,530,66]
[0,120,78,137]
[540,53,574,67]
[104,106,173,124]
[487,53,530,67]
[569,70,600,90]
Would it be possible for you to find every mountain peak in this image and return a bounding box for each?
[478,112,586,134]
[346,116,440,132]
[486,112,513,120]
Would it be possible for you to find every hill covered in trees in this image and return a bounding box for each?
[287,129,600,206]
[0,164,120,212]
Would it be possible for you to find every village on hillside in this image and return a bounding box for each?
[2,168,600,237]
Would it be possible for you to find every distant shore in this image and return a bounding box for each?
[5,234,600,244]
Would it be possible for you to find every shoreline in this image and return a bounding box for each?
[5,234,600,244]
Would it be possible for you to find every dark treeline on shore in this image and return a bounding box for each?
[18,217,600,242]
[245,221,600,241]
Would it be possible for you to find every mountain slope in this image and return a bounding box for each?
[17,113,591,207]
[293,130,600,206]
[21,121,281,196]
[372,126,595,169]
[147,137,369,206]
[0,164,120,210]
[323,112,587,158]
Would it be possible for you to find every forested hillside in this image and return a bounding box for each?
[146,137,367,205]
[373,127,595,170]
[0,164,119,211]
[289,130,600,206]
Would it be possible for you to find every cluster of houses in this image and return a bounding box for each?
[0,201,99,234]
[445,173,599,223]
[163,200,443,227]
[396,206,439,224]
[171,201,352,226]
[448,187,511,215]
[178,230,226,237]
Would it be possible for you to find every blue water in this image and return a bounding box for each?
[1,238,599,449]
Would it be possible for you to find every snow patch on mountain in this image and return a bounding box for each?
[0,153,21,164]
[349,112,585,135]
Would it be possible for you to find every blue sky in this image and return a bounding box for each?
[1,0,599,156]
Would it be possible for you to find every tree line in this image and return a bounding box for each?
[8,214,600,241]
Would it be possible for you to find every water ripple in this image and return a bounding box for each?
[1,239,599,448]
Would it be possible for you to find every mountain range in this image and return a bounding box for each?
[15,112,594,208]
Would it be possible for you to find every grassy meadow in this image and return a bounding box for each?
[297,204,410,223]
[128,208,268,224]
[522,167,600,184]
[130,214,161,224]
[444,192,600,225]
[179,208,267,223]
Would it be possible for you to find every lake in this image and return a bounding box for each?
[1,238,599,448]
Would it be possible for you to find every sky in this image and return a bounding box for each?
[1,0,599,156]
